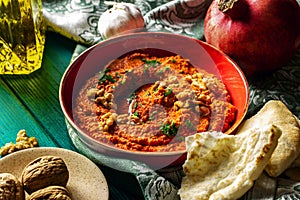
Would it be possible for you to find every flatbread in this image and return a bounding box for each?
[237,100,300,177]
[291,153,300,168]
[178,125,281,200]
[290,115,300,168]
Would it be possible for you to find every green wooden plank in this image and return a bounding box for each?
[0,79,57,148]
[0,32,77,150]
[42,32,77,74]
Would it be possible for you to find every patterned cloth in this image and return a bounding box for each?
[43,0,300,199]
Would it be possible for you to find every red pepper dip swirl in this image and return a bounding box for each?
[74,52,237,152]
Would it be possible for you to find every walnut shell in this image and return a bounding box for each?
[21,156,69,194]
[0,173,25,200]
[26,186,71,200]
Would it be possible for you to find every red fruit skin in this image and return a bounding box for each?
[204,0,300,76]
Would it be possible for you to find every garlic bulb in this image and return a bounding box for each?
[97,2,145,39]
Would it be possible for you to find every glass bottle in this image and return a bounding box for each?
[0,0,45,74]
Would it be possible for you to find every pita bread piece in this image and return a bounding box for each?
[237,100,300,177]
[289,115,300,168]
[290,152,300,168]
[283,116,300,181]
[178,125,281,200]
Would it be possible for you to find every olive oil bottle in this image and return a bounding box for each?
[0,0,45,74]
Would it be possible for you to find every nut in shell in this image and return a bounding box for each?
[21,156,69,194]
[27,186,71,200]
[0,172,25,200]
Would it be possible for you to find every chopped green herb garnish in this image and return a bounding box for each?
[121,78,126,84]
[133,111,139,117]
[164,65,171,70]
[142,59,161,66]
[115,72,121,78]
[141,59,161,72]
[160,121,178,137]
[185,120,193,128]
[143,64,151,72]
[106,75,117,83]
[185,120,197,131]
[98,68,110,80]
[98,68,117,83]
[156,69,164,75]
[164,88,172,96]
[133,101,138,109]
[127,93,137,103]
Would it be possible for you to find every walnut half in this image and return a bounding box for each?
[0,130,38,157]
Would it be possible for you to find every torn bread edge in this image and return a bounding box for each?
[178,125,282,200]
[290,115,300,168]
[237,100,300,177]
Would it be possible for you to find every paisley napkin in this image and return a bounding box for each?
[43,0,212,45]
[43,0,300,199]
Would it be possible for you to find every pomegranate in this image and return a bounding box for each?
[204,0,300,76]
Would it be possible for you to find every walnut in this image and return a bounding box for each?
[0,173,25,200]
[26,186,71,200]
[0,130,39,157]
[21,156,69,194]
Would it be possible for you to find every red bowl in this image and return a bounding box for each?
[59,32,249,170]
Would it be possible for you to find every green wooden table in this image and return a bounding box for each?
[1,30,300,200]
[0,31,144,200]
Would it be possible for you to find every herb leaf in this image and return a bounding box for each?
[98,68,117,83]
[133,111,140,117]
[164,88,172,96]
[160,121,178,137]
[127,93,137,103]
[98,68,110,81]
[142,59,161,66]
[185,120,197,132]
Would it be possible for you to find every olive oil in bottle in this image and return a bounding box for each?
[0,0,45,74]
